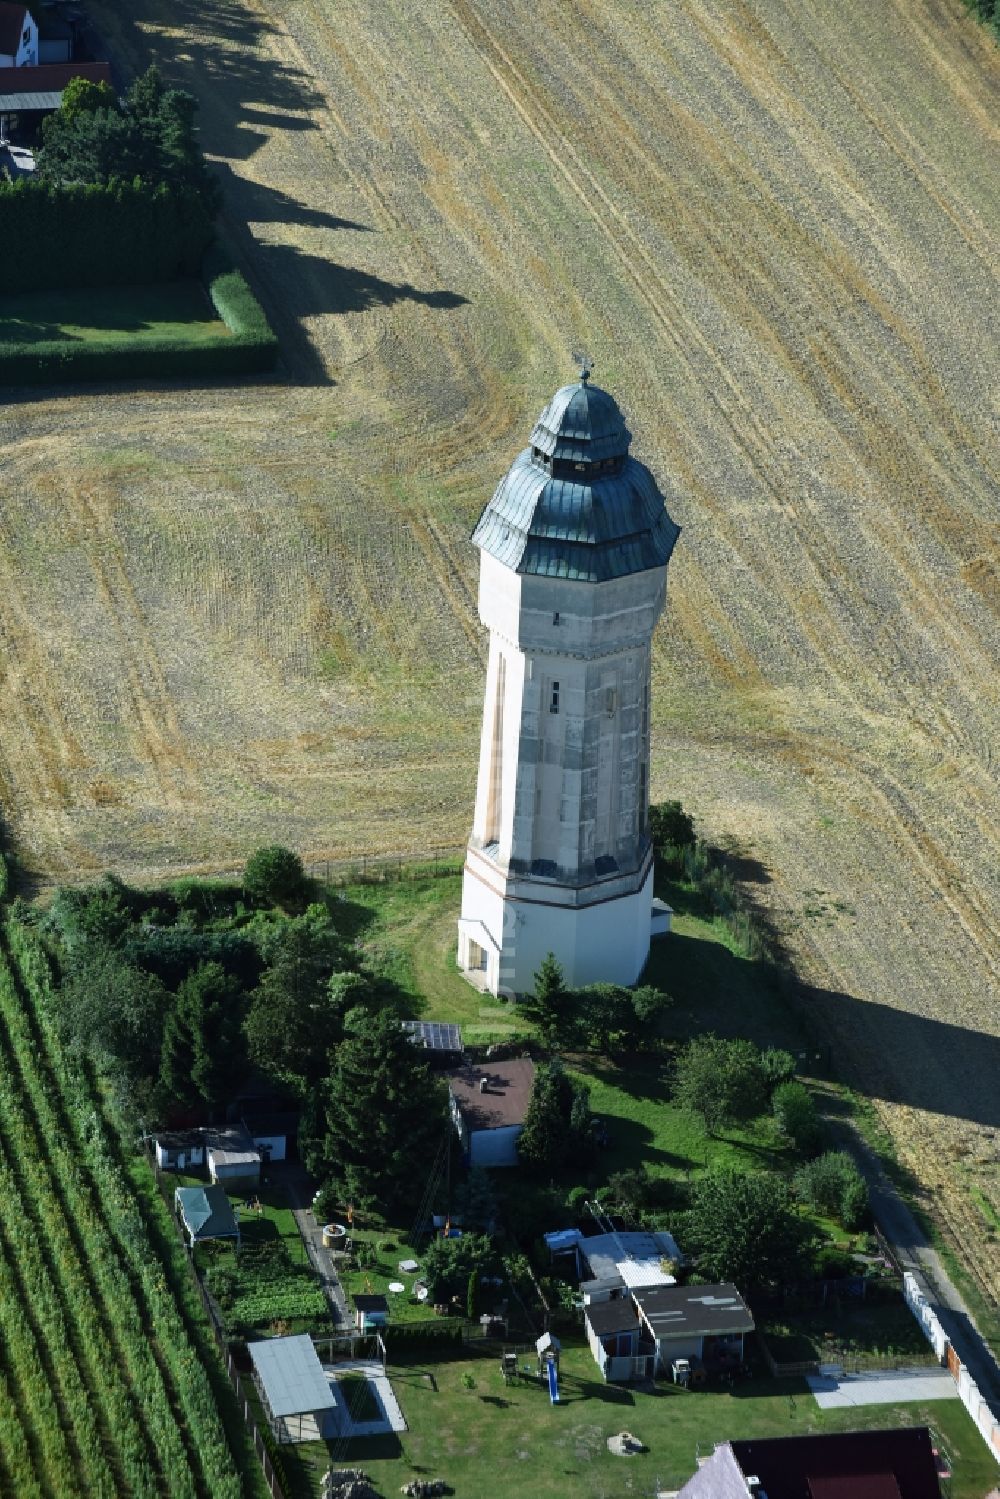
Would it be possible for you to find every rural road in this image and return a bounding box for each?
[843,1121,1000,1415]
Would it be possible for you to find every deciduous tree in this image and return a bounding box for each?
[672,1034,766,1135]
[243,845,307,907]
[772,1081,822,1155]
[244,909,345,1089]
[794,1152,869,1230]
[681,1168,816,1288]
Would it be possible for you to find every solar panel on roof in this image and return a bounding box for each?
[402,1021,463,1051]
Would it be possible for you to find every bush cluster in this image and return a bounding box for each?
[794,1151,870,1230]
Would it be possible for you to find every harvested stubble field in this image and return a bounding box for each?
[0,0,998,1313]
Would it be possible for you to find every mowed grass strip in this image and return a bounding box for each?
[332,874,522,1039]
[0,280,232,347]
[279,1341,997,1499]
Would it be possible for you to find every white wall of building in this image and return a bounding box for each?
[460,547,667,994]
[250,1132,287,1164]
[468,1123,522,1168]
[0,9,38,66]
[461,850,654,994]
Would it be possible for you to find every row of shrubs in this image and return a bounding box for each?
[0,241,277,386]
[0,178,214,293]
[383,1320,464,1350]
[650,802,774,962]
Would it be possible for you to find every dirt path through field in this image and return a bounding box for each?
[1,0,998,1302]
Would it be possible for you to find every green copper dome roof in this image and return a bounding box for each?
[472,376,680,583]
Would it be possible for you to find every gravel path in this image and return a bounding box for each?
[831,1114,1000,1416]
[279,1163,351,1329]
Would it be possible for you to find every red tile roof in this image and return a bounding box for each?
[0,4,28,59]
[728,1429,941,1499]
[0,60,112,95]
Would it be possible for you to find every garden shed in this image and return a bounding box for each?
[633,1282,754,1373]
[174,1184,240,1249]
[154,1130,205,1173]
[353,1294,389,1332]
[243,1112,297,1164]
[447,1057,535,1167]
[205,1127,261,1192]
[248,1335,339,1444]
[584,1282,753,1383]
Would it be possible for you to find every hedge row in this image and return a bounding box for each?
[0,246,278,387]
[203,242,275,350]
[383,1320,464,1350]
[0,178,214,293]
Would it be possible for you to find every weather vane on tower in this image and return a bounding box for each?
[571,347,594,384]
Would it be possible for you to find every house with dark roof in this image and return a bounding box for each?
[677,1427,943,1498]
[0,4,36,67]
[584,1281,753,1383]
[447,1057,535,1167]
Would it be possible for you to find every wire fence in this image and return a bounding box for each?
[185,1254,289,1499]
[304,846,465,886]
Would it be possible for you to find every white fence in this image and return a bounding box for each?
[902,1271,949,1362]
[903,1270,1000,1467]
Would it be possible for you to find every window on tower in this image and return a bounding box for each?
[550,682,560,714]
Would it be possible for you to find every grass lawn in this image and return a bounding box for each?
[276,1339,995,1498]
[328,866,811,1055]
[0,280,231,345]
[330,869,842,1213]
[645,872,813,1057]
[331,874,523,1041]
[336,1222,441,1327]
[569,1051,794,1182]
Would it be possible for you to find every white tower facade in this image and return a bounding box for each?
[457,373,680,996]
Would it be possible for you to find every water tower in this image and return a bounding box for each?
[457,366,680,996]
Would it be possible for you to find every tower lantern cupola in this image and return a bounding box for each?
[458,369,680,996]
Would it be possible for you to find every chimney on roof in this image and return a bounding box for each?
[745,1480,767,1498]
[479,1076,490,1093]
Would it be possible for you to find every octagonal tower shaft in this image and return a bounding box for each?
[457,376,679,997]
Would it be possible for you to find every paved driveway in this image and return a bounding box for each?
[807,1367,959,1409]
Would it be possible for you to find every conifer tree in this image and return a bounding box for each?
[518,1060,591,1170]
[316,1012,448,1214]
[524,952,569,1046]
[157,960,245,1113]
